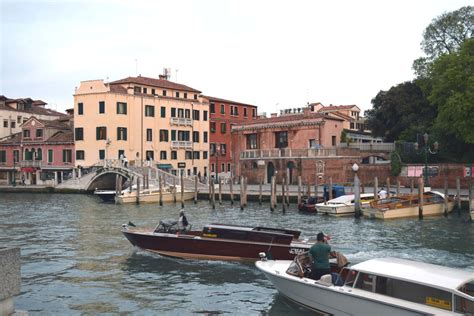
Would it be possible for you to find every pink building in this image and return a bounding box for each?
[0,116,75,185]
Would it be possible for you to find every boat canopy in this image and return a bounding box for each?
[351,258,474,292]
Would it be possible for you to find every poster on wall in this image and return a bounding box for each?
[464,164,473,177]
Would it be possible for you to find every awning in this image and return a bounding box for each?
[156,163,173,169]
[21,167,36,173]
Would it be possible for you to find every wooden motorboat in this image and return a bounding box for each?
[115,185,194,204]
[297,196,323,212]
[122,221,314,261]
[256,255,474,315]
[363,191,455,219]
[315,193,374,216]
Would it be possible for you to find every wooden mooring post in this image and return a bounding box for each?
[173,177,177,203]
[229,177,234,205]
[180,172,184,208]
[418,177,424,219]
[136,177,141,205]
[396,180,400,196]
[218,179,222,205]
[211,180,216,209]
[315,176,319,201]
[374,176,378,201]
[282,177,286,213]
[386,177,391,198]
[159,175,163,206]
[239,176,244,210]
[328,176,333,201]
[259,178,263,205]
[354,172,361,218]
[456,176,461,212]
[194,176,198,204]
[286,176,290,206]
[297,176,302,205]
[410,179,414,195]
[244,177,248,208]
[469,181,474,221]
[443,177,448,217]
[270,176,276,211]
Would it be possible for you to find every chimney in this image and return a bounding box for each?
[159,74,167,80]
[271,113,278,118]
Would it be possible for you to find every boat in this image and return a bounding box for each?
[115,185,194,204]
[94,188,119,202]
[121,221,314,261]
[315,193,375,216]
[256,254,474,315]
[297,196,322,212]
[362,191,455,219]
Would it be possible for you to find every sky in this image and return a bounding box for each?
[0,0,471,115]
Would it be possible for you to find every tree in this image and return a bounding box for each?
[365,81,436,142]
[413,6,473,77]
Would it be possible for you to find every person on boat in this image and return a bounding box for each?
[309,232,336,280]
[178,210,189,232]
[378,187,387,199]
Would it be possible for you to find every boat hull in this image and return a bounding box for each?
[363,201,455,219]
[122,230,310,261]
[116,191,195,204]
[256,260,428,315]
[316,205,355,216]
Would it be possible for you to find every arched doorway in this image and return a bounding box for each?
[287,161,296,184]
[267,162,275,184]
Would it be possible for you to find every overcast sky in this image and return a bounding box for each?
[0,0,470,115]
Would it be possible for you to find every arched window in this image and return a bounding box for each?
[36,148,43,161]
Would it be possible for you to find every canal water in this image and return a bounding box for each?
[1,193,473,315]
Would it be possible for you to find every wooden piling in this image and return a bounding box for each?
[194,176,198,204]
[307,181,311,197]
[456,176,461,211]
[410,178,414,195]
[136,177,141,205]
[418,177,424,219]
[218,179,222,205]
[354,172,361,218]
[229,177,234,205]
[159,175,163,206]
[282,177,286,212]
[270,176,275,211]
[329,176,333,201]
[211,180,216,209]
[244,177,248,207]
[374,176,378,201]
[443,177,448,217]
[259,178,263,205]
[315,176,319,200]
[208,176,212,204]
[470,181,474,221]
[297,176,302,205]
[180,172,184,208]
[386,177,391,198]
[286,176,290,206]
[396,180,400,196]
[173,177,177,203]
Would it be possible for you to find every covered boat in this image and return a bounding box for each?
[363,191,455,219]
[315,193,374,216]
[256,255,474,315]
[122,221,313,261]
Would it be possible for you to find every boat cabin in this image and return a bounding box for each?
[342,258,474,314]
[201,224,301,245]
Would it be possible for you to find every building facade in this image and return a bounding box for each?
[231,108,362,184]
[0,116,75,185]
[74,75,209,177]
[204,96,257,180]
[0,96,66,139]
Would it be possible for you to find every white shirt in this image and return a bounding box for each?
[378,189,387,199]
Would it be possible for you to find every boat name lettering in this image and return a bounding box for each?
[202,233,217,238]
[289,248,306,255]
[425,297,451,310]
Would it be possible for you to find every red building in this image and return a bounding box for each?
[0,116,75,186]
[203,96,257,180]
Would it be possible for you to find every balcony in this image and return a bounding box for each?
[171,141,193,150]
[20,160,42,168]
[240,148,337,159]
[339,142,395,152]
[170,117,192,127]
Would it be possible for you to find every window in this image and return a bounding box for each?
[96,127,107,140]
[193,151,200,159]
[171,108,176,118]
[220,144,227,155]
[171,130,176,141]
[62,149,72,163]
[99,150,105,160]
[227,163,231,172]
[332,136,336,146]
[143,87,147,94]
[178,108,184,118]
[177,130,190,141]
[0,150,6,163]
[203,110,208,121]
[193,131,199,143]
[160,151,167,160]
[221,163,225,173]
[3,120,7,128]
[246,134,258,149]
[171,151,177,160]
[76,150,85,160]
[17,116,21,123]
[146,128,153,141]
[161,106,166,118]
[194,94,198,100]
[163,90,167,96]
[275,131,288,148]
[230,106,234,116]
[210,122,216,133]
[11,121,16,128]
[184,92,187,99]
[118,150,124,159]
[175,92,180,98]
[210,103,215,114]
[211,163,215,172]
[151,89,155,95]
[117,127,127,140]
[193,110,200,120]
[220,104,225,114]
[78,102,83,115]
[350,122,355,129]
[210,143,216,156]
[99,101,105,114]
[221,122,226,134]
[309,139,319,148]
[185,109,190,118]
[244,107,248,117]
[252,108,256,117]
[116,102,127,114]
[146,150,154,161]
[75,128,84,141]
[234,106,239,115]
[13,150,19,163]
[145,105,155,117]
[203,131,208,143]
[36,148,42,161]
[23,129,30,138]
[160,129,169,142]
[134,86,141,94]
[48,149,53,163]
[203,151,208,159]
[185,151,192,160]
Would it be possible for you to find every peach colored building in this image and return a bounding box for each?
[73,75,209,177]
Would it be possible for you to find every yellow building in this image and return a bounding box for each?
[74,75,210,177]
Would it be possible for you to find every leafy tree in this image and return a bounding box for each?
[365,81,436,142]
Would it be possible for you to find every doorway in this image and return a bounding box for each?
[267,162,275,184]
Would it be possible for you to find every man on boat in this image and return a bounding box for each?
[378,187,387,199]
[309,232,336,280]
[178,210,189,232]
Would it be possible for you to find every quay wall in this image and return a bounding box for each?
[0,247,21,316]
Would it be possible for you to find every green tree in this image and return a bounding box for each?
[365,81,436,142]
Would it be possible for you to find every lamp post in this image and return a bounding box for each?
[352,163,361,218]
[415,133,439,187]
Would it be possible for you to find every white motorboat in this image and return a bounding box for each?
[115,185,195,204]
[256,255,474,315]
[315,193,374,216]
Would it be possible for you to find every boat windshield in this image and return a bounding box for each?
[454,281,474,314]
[286,252,312,278]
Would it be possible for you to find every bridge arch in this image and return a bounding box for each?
[86,168,135,191]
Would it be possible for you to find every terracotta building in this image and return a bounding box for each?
[0,95,66,139]
[231,107,362,184]
[74,75,209,177]
[0,116,75,185]
[203,96,257,180]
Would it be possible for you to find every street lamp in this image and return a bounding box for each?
[352,163,361,218]
[414,132,439,186]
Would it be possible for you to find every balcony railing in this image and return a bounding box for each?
[20,160,42,168]
[170,117,193,126]
[339,142,395,152]
[171,141,193,150]
[240,148,337,159]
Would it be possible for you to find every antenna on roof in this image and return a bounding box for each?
[162,68,171,80]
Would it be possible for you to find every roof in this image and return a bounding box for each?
[203,95,257,108]
[319,104,359,112]
[351,257,474,291]
[0,96,66,117]
[47,131,74,143]
[109,75,201,93]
